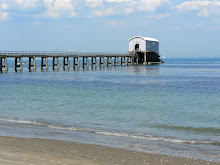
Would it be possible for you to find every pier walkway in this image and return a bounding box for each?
[0,51,162,72]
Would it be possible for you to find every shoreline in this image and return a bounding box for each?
[0,136,218,165]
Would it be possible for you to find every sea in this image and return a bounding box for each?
[0,57,220,162]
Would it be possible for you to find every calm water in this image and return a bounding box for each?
[0,57,220,162]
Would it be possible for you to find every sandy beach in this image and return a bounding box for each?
[0,136,218,165]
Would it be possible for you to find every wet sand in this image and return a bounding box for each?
[0,136,218,165]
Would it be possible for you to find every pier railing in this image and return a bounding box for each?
[0,51,135,57]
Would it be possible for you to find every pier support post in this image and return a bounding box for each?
[28,57,31,70]
[125,57,127,66]
[15,57,22,71]
[87,57,89,67]
[67,57,70,69]
[19,57,23,70]
[95,57,97,67]
[0,58,2,72]
[62,57,70,69]
[114,57,116,66]
[63,57,66,69]
[77,57,80,68]
[15,58,17,70]
[103,57,105,66]
[33,57,36,70]
[130,57,133,65]
[41,57,44,69]
[147,52,149,64]
[111,57,113,66]
[143,52,147,65]
[73,58,76,68]
[52,57,59,69]
[107,57,109,66]
[52,57,55,69]
[20,58,22,70]
[99,57,101,67]
[136,56,139,65]
[3,57,8,71]
[91,57,93,68]
[46,57,49,70]
[57,57,59,69]
[82,57,85,68]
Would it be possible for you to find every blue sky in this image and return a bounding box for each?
[0,0,220,57]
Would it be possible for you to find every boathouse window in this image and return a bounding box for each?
[135,44,139,51]
[152,42,155,45]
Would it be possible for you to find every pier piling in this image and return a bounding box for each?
[15,58,18,70]
[91,57,93,68]
[106,57,109,66]
[63,57,70,70]
[82,57,85,68]
[27,57,37,71]
[86,57,89,67]
[4,57,8,71]
[46,57,49,70]
[95,57,98,67]
[77,58,80,68]
[103,57,105,66]
[0,57,8,72]
[52,57,60,70]
[19,57,23,70]
[41,57,46,69]
[33,57,36,70]
[0,58,2,72]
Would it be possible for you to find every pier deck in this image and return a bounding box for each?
[0,51,163,72]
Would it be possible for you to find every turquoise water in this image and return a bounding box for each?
[0,57,220,162]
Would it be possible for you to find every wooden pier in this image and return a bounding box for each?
[0,51,163,72]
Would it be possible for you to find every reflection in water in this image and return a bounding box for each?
[129,66,160,75]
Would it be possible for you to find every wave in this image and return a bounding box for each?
[0,117,219,146]
[155,124,220,134]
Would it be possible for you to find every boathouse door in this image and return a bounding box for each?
[135,44,139,51]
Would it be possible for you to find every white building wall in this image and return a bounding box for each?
[129,38,146,52]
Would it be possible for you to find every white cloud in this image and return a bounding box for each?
[124,7,133,14]
[93,8,116,16]
[43,0,76,18]
[177,0,220,17]
[88,0,170,17]
[14,0,40,8]
[1,1,8,9]
[0,10,8,19]
[0,0,8,19]
[106,0,133,2]
[85,0,102,8]
[0,0,173,19]
[139,0,170,12]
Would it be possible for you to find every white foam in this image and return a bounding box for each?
[0,117,217,145]
[0,118,44,126]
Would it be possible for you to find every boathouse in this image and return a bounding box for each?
[129,36,161,65]
[129,36,159,54]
